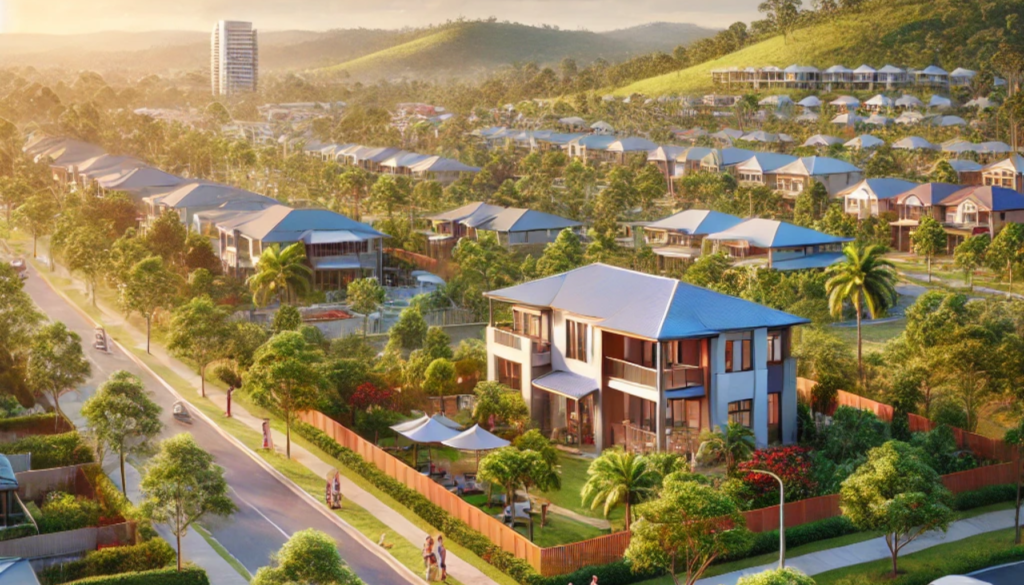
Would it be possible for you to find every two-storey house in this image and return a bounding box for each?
[643,210,744,271]
[484,264,808,454]
[890,183,962,252]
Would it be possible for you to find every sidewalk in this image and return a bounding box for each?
[697,508,1017,585]
[48,260,498,585]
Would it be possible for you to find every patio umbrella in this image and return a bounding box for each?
[831,113,864,126]
[794,112,820,123]
[442,424,511,471]
[829,96,861,109]
[942,140,978,154]
[398,416,461,473]
[865,94,894,109]
[895,111,924,125]
[390,414,430,433]
[928,95,953,110]
[979,141,1013,154]
[938,115,967,127]
[430,413,463,430]
[864,113,892,126]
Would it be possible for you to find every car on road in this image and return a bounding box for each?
[9,259,27,279]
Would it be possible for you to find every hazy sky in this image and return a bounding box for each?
[2,0,761,34]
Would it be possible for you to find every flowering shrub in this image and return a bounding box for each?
[738,446,817,509]
[349,382,395,411]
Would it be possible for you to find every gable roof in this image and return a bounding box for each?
[426,201,504,224]
[838,178,920,201]
[894,182,965,206]
[151,182,270,209]
[473,208,581,233]
[705,218,853,248]
[99,166,184,192]
[734,152,799,173]
[220,205,384,243]
[485,263,807,340]
[983,154,1024,174]
[607,137,658,152]
[943,186,1024,211]
[646,209,744,235]
[774,156,861,176]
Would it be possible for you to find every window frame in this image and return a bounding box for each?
[565,319,589,363]
[728,399,753,428]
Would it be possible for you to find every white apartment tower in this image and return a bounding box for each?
[211,20,258,95]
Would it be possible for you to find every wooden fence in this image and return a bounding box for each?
[386,248,439,272]
[0,521,136,559]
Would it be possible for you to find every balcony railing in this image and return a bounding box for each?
[606,357,658,387]
[662,365,704,389]
[493,328,522,350]
[612,422,701,455]
[493,327,552,365]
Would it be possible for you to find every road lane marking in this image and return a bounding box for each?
[228,486,290,540]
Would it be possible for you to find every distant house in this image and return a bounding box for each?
[940,185,1024,246]
[767,156,863,198]
[424,203,582,253]
[643,210,744,271]
[733,153,799,188]
[974,155,1024,193]
[568,135,617,162]
[941,159,984,184]
[407,156,481,185]
[890,183,963,252]
[704,218,853,270]
[915,65,950,89]
[698,148,756,173]
[69,155,145,190]
[838,178,921,219]
[97,166,185,197]
[144,182,277,228]
[215,205,386,288]
[876,65,908,89]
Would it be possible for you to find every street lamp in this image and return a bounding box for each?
[751,469,785,569]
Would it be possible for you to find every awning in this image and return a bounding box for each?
[301,230,367,244]
[397,417,461,443]
[314,259,364,270]
[441,424,510,451]
[771,252,846,271]
[652,246,701,259]
[391,415,429,433]
[666,386,705,400]
[533,370,599,400]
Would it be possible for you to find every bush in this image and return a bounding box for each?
[911,424,979,475]
[738,446,817,508]
[64,566,209,585]
[0,431,94,469]
[0,412,70,434]
[42,539,177,584]
[953,484,1017,511]
[37,492,102,534]
[530,560,661,585]
[0,522,37,541]
[726,516,858,561]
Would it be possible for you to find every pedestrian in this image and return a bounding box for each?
[423,536,435,581]
[590,576,598,585]
[436,534,447,581]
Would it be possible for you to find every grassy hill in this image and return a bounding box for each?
[612,0,1011,96]
[317,21,716,80]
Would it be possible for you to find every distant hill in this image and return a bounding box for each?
[317,21,717,80]
[0,21,716,78]
[611,0,1015,97]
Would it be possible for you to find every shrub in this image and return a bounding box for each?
[0,412,70,434]
[42,539,176,584]
[0,431,94,469]
[725,516,858,561]
[530,560,661,585]
[738,446,817,508]
[816,407,888,465]
[910,424,979,475]
[37,492,102,534]
[737,567,816,585]
[63,566,209,585]
[0,522,37,541]
[953,484,1016,511]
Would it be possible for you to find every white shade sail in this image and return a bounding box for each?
[391,415,429,433]
[441,424,510,451]
[397,416,461,443]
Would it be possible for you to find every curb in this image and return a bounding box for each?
[30,262,423,585]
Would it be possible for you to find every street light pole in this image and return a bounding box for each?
[752,469,785,569]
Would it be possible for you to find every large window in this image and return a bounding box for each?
[728,399,752,428]
[725,332,753,373]
[767,332,783,364]
[497,358,521,391]
[566,319,588,362]
[768,393,782,444]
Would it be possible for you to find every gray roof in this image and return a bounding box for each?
[426,201,504,223]
[409,156,480,173]
[533,370,599,400]
[775,156,861,176]
[705,218,853,248]
[42,141,105,166]
[838,178,920,201]
[485,263,808,340]
[474,208,581,233]
[219,205,384,243]
[895,183,962,206]
[646,210,744,235]
[734,153,798,173]
[607,137,658,152]
[152,182,271,209]
[0,558,40,585]
[99,166,184,191]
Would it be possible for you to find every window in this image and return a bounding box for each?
[724,332,753,373]
[768,393,782,444]
[497,358,521,391]
[767,332,783,364]
[566,320,589,362]
[728,399,752,428]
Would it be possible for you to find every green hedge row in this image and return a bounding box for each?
[0,523,37,541]
[740,516,859,560]
[42,539,176,584]
[953,483,1017,511]
[0,413,70,434]
[0,431,94,469]
[66,567,209,585]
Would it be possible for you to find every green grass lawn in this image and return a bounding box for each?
[535,454,626,530]
[814,528,1024,585]
[460,493,609,548]
[830,318,907,354]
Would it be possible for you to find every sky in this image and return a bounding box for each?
[1,0,761,34]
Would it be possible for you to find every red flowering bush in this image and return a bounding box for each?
[350,382,396,411]
[738,446,817,509]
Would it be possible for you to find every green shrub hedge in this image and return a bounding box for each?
[0,412,71,434]
[42,539,177,584]
[0,431,94,469]
[738,516,859,560]
[531,560,661,585]
[952,483,1016,511]
[0,522,37,541]
[37,492,102,534]
[65,567,209,585]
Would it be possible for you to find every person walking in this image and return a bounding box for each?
[423,535,435,581]
[436,534,447,581]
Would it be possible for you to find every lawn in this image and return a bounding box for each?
[461,493,609,548]
[830,318,907,354]
[535,454,626,530]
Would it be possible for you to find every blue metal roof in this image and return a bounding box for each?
[646,210,744,235]
[666,386,705,399]
[840,178,920,201]
[771,252,847,271]
[577,135,617,150]
[486,264,808,341]
[705,218,853,249]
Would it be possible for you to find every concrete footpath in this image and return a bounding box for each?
[45,258,497,585]
[698,508,1017,585]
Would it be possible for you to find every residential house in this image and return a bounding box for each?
[915,65,950,89]
[144,182,276,228]
[407,156,481,185]
[942,159,984,184]
[484,263,807,452]
[949,68,976,87]
[733,153,799,189]
[876,65,908,89]
[698,148,756,173]
[472,208,584,250]
[643,210,744,271]
[852,65,877,89]
[215,204,386,288]
[973,155,1024,193]
[97,166,185,197]
[838,178,920,219]
[704,218,853,270]
[890,183,962,252]
[568,135,617,163]
[604,138,658,165]
[423,202,505,256]
[939,185,1024,248]
[69,155,144,190]
[767,156,863,198]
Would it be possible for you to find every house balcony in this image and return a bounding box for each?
[490,326,552,367]
[605,357,705,391]
[611,421,701,455]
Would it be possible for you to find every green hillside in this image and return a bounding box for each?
[612,0,1013,96]
[317,21,714,80]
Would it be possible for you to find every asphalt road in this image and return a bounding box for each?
[19,260,414,584]
[972,560,1024,585]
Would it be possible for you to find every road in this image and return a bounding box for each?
[19,260,415,584]
[973,560,1024,585]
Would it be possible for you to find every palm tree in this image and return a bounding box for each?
[826,243,898,387]
[580,450,658,530]
[698,423,755,474]
[246,243,313,307]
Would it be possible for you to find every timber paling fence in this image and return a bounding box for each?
[299,377,1022,577]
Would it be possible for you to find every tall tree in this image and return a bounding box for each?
[368,175,409,220]
[987,223,1024,292]
[826,244,898,387]
[144,211,188,267]
[625,475,751,585]
[910,217,947,282]
[581,449,659,530]
[28,322,90,424]
[840,441,953,576]
[82,370,162,495]
[252,529,363,585]
[247,243,313,307]
[337,167,369,221]
[535,228,585,277]
[63,224,110,306]
[13,193,56,258]
[758,0,802,42]
[347,277,385,337]
[953,234,990,291]
[119,256,181,354]
[1005,416,1024,544]
[478,447,550,525]
[167,296,231,396]
[140,434,237,572]
[245,331,326,459]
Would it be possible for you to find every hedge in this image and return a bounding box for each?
[0,431,94,469]
[0,522,37,541]
[65,567,209,585]
[37,492,102,534]
[738,516,859,561]
[531,560,661,585]
[0,412,71,435]
[42,539,177,584]
[952,483,1017,511]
